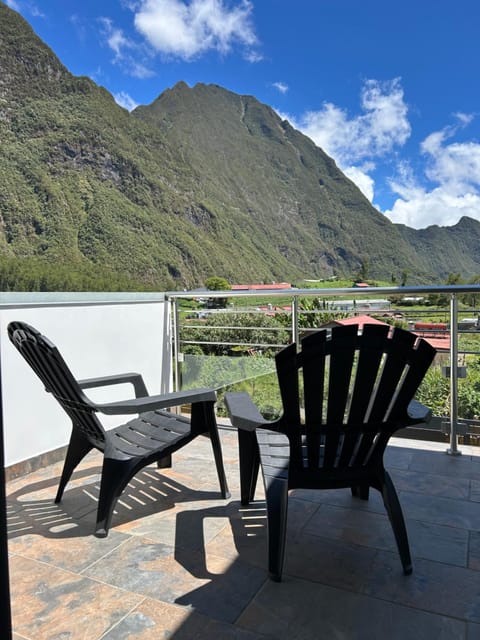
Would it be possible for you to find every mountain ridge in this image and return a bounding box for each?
[1,3,480,289]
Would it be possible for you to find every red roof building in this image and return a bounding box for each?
[327,315,448,352]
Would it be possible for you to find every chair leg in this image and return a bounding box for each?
[238,430,259,505]
[203,402,230,499]
[351,484,370,500]
[55,428,93,504]
[190,401,230,499]
[381,471,412,575]
[157,454,172,469]
[264,475,289,582]
[94,458,136,538]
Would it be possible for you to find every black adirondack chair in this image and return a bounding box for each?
[8,321,230,537]
[225,324,436,581]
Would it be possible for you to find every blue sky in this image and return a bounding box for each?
[5,0,480,230]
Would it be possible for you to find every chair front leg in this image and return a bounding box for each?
[157,454,172,469]
[238,429,260,505]
[264,474,289,582]
[200,401,230,499]
[381,471,412,575]
[95,457,136,538]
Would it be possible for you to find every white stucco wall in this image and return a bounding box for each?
[0,294,170,467]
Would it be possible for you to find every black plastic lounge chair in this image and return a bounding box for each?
[8,321,230,537]
[225,324,435,581]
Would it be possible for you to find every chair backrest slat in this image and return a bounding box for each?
[302,329,327,468]
[326,325,357,425]
[276,343,303,465]
[348,324,390,423]
[8,322,106,447]
[367,329,417,424]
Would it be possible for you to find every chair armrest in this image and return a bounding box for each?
[92,387,217,415]
[224,392,273,432]
[78,373,149,398]
[407,399,432,425]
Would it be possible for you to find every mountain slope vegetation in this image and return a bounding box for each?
[1,3,479,290]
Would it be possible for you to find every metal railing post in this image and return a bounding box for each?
[292,295,299,346]
[447,293,461,455]
[171,297,181,392]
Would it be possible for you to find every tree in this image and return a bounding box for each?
[205,276,230,291]
[357,257,369,282]
[205,276,230,308]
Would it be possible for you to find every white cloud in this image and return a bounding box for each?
[281,78,410,205]
[385,118,480,228]
[5,1,44,17]
[129,60,156,78]
[279,80,480,229]
[6,0,21,10]
[99,17,133,59]
[384,187,480,228]
[133,0,258,60]
[299,78,410,165]
[29,4,44,17]
[343,165,375,202]
[99,17,155,78]
[422,133,480,191]
[273,81,288,94]
[114,91,139,111]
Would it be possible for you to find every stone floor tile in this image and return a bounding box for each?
[467,530,480,571]
[124,500,232,549]
[400,490,480,530]
[391,467,471,499]
[204,521,266,570]
[82,535,267,624]
[7,522,130,572]
[237,576,466,640]
[407,518,468,567]
[283,532,377,591]
[467,621,480,639]
[173,554,267,624]
[469,479,480,503]
[202,618,274,639]
[101,599,212,639]
[302,503,396,551]
[10,555,143,640]
[291,485,387,514]
[409,450,479,479]
[363,551,480,623]
[384,446,415,470]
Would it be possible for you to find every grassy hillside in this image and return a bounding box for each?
[1,3,480,291]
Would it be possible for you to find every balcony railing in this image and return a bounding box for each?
[166,284,480,456]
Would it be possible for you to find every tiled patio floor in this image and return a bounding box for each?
[6,427,480,639]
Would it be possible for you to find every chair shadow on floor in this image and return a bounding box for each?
[173,500,271,621]
[7,463,229,540]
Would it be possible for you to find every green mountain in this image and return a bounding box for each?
[1,3,479,290]
[396,216,480,280]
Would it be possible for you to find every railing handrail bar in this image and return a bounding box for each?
[0,298,165,310]
[165,284,480,300]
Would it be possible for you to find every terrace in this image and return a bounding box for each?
[2,285,480,638]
